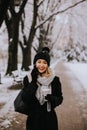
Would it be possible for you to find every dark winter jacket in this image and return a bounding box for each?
[22,75,63,114]
[22,75,63,130]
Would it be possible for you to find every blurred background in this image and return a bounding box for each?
[0,0,87,75]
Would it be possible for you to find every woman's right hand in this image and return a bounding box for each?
[31,66,38,82]
[23,75,29,88]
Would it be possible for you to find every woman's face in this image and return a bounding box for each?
[36,59,48,74]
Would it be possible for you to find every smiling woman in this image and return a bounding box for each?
[35,59,49,76]
[21,47,63,130]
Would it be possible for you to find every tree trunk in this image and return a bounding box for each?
[12,18,19,70]
[26,0,38,67]
[0,0,10,26]
[5,0,28,74]
[5,15,19,75]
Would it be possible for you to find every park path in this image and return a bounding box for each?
[55,62,87,130]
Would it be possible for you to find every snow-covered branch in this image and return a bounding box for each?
[37,0,45,7]
[35,0,87,29]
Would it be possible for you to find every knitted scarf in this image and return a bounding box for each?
[35,75,55,105]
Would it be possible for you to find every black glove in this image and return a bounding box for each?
[23,75,29,88]
[23,76,37,93]
[31,66,38,82]
[45,94,63,108]
[45,94,56,108]
[45,94,55,103]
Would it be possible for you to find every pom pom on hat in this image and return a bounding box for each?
[33,47,50,66]
[41,47,50,53]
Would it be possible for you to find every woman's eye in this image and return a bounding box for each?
[44,62,47,64]
[43,61,47,64]
[38,61,41,63]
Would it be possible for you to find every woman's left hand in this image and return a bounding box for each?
[45,94,54,103]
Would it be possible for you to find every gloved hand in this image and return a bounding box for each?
[45,94,63,108]
[31,66,38,82]
[23,75,29,88]
[45,94,55,103]
[23,76,38,93]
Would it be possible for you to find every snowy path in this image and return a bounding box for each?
[55,62,87,130]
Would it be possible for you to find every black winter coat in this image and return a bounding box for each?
[22,76,63,130]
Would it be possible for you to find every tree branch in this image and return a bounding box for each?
[35,0,87,29]
[37,0,45,7]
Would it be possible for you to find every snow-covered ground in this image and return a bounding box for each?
[65,62,87,92]
[0,62,87,128]
[0,69,29,129]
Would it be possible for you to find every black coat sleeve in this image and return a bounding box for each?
[22,76,38,105]
[50,76,63,108]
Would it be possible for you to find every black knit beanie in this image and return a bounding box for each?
[33,47,50,66]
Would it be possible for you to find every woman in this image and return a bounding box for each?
[22,47,63,130]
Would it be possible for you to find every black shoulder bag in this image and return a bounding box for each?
[14,88,29,115]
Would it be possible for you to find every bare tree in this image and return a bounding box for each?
[20,0,86,70]
[37,0,61,50]
[5,0,28,75]
[18,0,39,70]
[4,0,86,74]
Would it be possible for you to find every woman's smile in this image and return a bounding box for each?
[36,59,48,74]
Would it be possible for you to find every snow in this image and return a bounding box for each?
[0,76,19,116]
[65,62,87,92]
[0,70,29,128]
